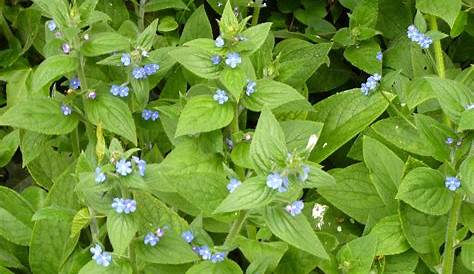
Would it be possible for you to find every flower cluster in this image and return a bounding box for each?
[266,172,289,192]
[142,109,160,121]
[360,73,382,96]
[90,244,112,267]
[95,167,106,183]
[225,52,241,68]
[286,200,304,216]
[194,246,226,263]
[213,89,229,104]
[61,104,72,116]
[445,177,461,191]
[111,198,136,214]
[407,25,432,49]
[133,64,160,80]
[144,227,166,246]
[110,84,130,97]
[226,178,241,193]
[245,80,256,96]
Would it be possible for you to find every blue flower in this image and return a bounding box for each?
[90,244,102,259]
[62,43,71,54]
[115,198,137,214]
[90,244,111,267]
[266,172,289,192]
[286,200,304,216]
[225,52,241,68]
[155,227,165,237]
[132,156,147,177]
[115,159,132,176]
[213,89,229,104]
[112,198,125,213]
[142,109,152,120]
[360,74,382,96]
[298,165,310,182]
[211,55,222,65]
[445,177,461,191]
[95,167,106,183]
[144,64,160,76]
[419,36,433,49]
[69,77,80,90]
[110,85,129,97]
[121,53,131,66]
[376,51,383,62]
[227,178,241,193]
[47,20,57,32]
[144,232,159,246]
[181,231,194,243]
[245,80,256,96]
[133,67,147,79]
[211,252,226,263]
[61,104,72,116]
[445,137,454,145]
[151,111,159,121]
[407,25,432,49]
[198,245,212,260]
[215,36,224,48]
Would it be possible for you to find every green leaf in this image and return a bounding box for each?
[383,250,419,274]
[170,47,221,79]
[135,233,199,264]
[280,120,323,152]
[309,90,393,163]
[31,205,75,222]
[336,234,377,274]
[214,176,275,213]
[186,260,242,274]
[399,202,447,253]
[235,22,273,54]
[78,259,132,274]
[20,131,50,167]
[32,55,78,92]
[34,0,70,28]
[145,0,187,12]
[300,162,336,189]
[460,238,474,271]
[343,39,381,74]
[460,156,474,194]
[459,109,474,131]
[415,114,453,162]
[0,68,33,107]
[136,19,159,50]
[397,167,452,215]
[250,108,288,173]
[242,79,305,111]
[219,67,246,101]
[175,95,234,137]
[363,136,404,213]
[0,98,79,135]
[369,215,410,255]
[84,94,137,145]
[82,32,130,57]
[230,142,253,169]
[416,0,462,28]
[70,208,90,238]
[237,237,288,273]
[318,163,392,223]
[157,17,179,32]
[0,208,32,246]
[350,0,378,28]
[0,130,19,167]
[263,206,329,259]
[179,5,212,44]
[27,147,72,189]
[219,1,239,35]
[107,213,138,255]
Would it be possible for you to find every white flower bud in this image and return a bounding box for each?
[305,134,318,152]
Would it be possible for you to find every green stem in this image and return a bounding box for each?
[428,15,446,79]
[138,0,146,32]
[71,128,80,157]
[251,0,263,26]
[441,193,462,274]
[223,211,247,248]
[88,207,100,243]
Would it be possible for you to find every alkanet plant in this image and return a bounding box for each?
[0,0,473,273]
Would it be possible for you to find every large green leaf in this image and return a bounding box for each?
[337,234,377,274]
[175,95,234,137]
[106,213,138,255]
[249,108,288,173]
[399,202,447,253]
[82,32,130,56]
[32,55,78,92]
[350,0,378,28]
[0,130,19,167]
[135,233,199,264]
[416,0,462,28]
[135,19,158,50]
[186,260,242,274]
[344,40,381,74]
[0,186,35,245]
[170,47,221,79]
[459,109,474,131]
[415,114,453,162]
[264,206,329,259]
[309,90,392,163]
[78,259,132,274]
[145,0,187,12]
[235,22,273,54]
[237,237,288,273]
[242,79,305,111]
[219,67,246,101]
[369,215,410,255]
[84,94,137,145]
[214,176,275,213]
[0,98,79,135]
[460,156,474,194]
[179,5,212,44]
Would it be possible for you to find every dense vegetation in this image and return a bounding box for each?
[0,0,473,273]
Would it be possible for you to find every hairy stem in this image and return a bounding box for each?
[428,15,446,79]
[223,211,247,248]
[441,193,462,274]
[138,0,146,32]
[251,0,263,26]
[88,207,100,243]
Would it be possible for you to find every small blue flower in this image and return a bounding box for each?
[419,36,433,49]
[144,64,160,76]
[95,167,106,183]
[213,89,229,104]
[155,227,165,237]
[61,104,72,116]
[445,137,454,145]
[215,36,224,48]
[198,245,212,260]
[245,80,256,96]
[445,177,461,191]
[110,85,129,97]
[95,252,112,267]
[360,74,382,96]
[211,55,222,65]
[286,200,304,217]
[181,231,194,243]
[47,20,57,32]
[112,198,125,213]
[132,156,147,177]
[151,111,159,121]
[115,159,132,176]
[90,244,102,259]
[227,178,241,193]
[69,77,80,90]
[121,53,131,66]
[62,43,71,54]
[225,52,241,68]
[144,232,159,246]
[407,25,420,41]
[376,51,383,62]
[407,25,432,49]
[133,67,147,80]
[298,165,310,182]
[266,172,289,192]
[211,252,226,263]
[87,91,96,100]
[142,109,152,120]
[123,199,137,214]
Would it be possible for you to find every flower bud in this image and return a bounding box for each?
[305,134,318,152]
